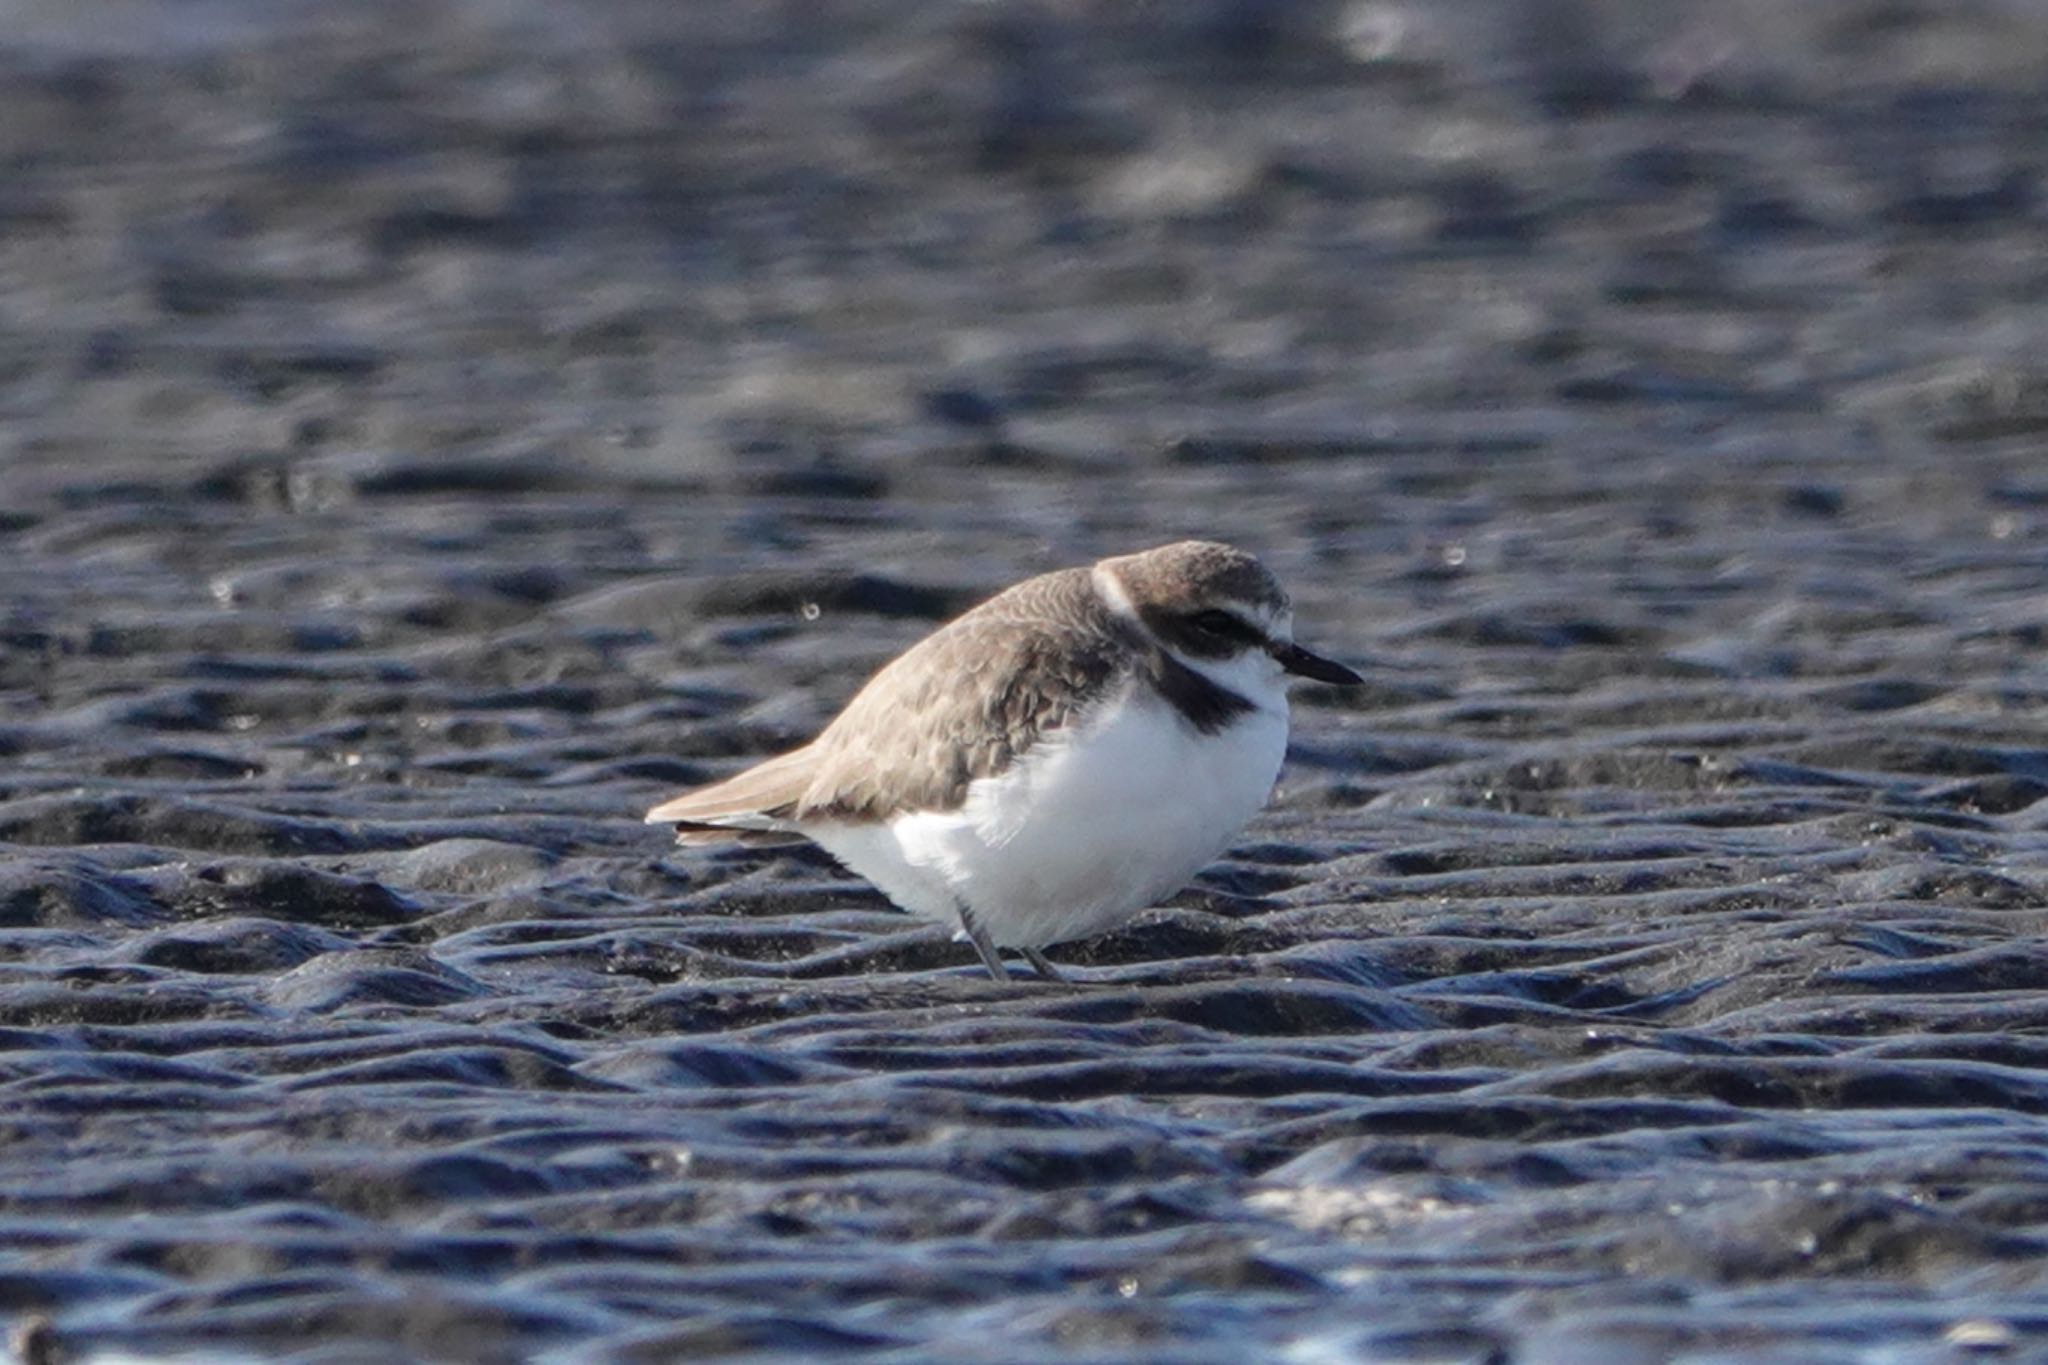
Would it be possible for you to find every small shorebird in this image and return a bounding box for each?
[644,541,1362,980]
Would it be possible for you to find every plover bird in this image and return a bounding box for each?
[644,541,1362,981]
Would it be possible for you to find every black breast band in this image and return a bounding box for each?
[1148,651,1256,735]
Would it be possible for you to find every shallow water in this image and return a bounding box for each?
[3,1,2048,1360]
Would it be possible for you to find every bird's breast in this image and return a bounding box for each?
[901,683,1288,942]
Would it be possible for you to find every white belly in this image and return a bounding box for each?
[807,681,1289,949]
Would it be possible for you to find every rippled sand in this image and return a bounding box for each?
[3,1,2048,1359]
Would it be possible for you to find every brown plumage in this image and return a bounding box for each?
[643,541,1367,981]
[644,564,1144,839]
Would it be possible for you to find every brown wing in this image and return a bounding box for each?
[643,566,1133,840]
[793,566,1134,822]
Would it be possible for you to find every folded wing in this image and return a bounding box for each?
[643,566,1135,844]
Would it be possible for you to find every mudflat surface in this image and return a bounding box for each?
[4,1,2048,1360]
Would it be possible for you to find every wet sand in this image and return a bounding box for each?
[3,1,2048,1359]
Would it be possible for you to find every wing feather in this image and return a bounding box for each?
[643,744,818,830]
[795,567,1133,821]
[643,565,1136,844]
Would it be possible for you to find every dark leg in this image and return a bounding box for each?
[956,905,1010,981]
[1020,947,1068,983]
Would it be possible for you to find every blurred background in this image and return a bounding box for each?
[8,0,2048,522]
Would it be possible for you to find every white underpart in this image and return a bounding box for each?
[804,626,1293,951]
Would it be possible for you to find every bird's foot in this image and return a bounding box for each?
[955,906,1010,982]
[1020,947,1068,983]
[954,909,1072,983]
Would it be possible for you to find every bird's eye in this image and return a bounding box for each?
[1189,609,1243,637]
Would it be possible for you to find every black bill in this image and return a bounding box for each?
[1269,640,1364,685]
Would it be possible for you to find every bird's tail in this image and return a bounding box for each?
[644,744,819,847]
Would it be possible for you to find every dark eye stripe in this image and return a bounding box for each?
[1187,610,1263,644]
[1135,604,1262,660]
